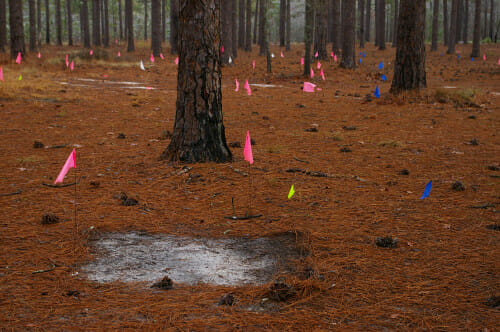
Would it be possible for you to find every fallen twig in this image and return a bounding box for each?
[293,156,309,164]
[468,204,495,209]
[45,144,68,149]
[0,189,22,197]
[43,178,81,188]
[32,263,56,274]
[224,214,263,220]
[227,165,247,176]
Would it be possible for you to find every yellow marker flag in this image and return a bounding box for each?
[18,75,22,81]
[288,185,295,199]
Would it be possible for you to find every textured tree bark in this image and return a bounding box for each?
[390,0,426,93]
[118,0,123,40]
[231,0,237,58]
[162,0,166,41]
[377,0,386,49]
[285,0,290,50]
[92,0,101,45]
[151,0,162,56]
[340,0,356,69]
[221,0,233,62]
[37,0,42,46]
[125,0,134,51]
[375,0,379,46]
[66,0,73,46]
[0,0,5,52]
[29,0,37,51]
[161,0,231,163]
[258,0,265,55]
[359,0,365,48]
[463,0,469,43]
[304,0,313,76]
[471,0,481,57]
[279,0,285,46]
[314,0,328,60]
[238,0,245,48]
[392,0,398,46]
[55,0,62,45]
[144,0,148,40]
[103,0,109,47]
[447,0,457,53]
[45,0,50,44]
[9,0,26,59]
[331,0,340,54]
[456,0,462,41]
[82,0,91,48]
[245,0,252,51]
[170,0,178,54]
[253,0,259,44]
[431,0,439,50]
[443,0,448,45]
[488,0,494,39]
[365,0,371,41]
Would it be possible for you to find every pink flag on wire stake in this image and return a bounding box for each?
[244,80,251,95]
[252,60,256,69]
[150,54,155,62]
[175,57,179,65]
[65,54,69,67]
[320,68,325,80]
[281,51,284,58]
[16,52,22,64]
[90,49,93,55]
[310,68,314,78]
[300,57,304,65]
[317,61,321,69]
[235,79,239,92]
[314,51,318,58]
[331,51,334,57]
[244,131,254,165]
[0,66,3,81]
[303,82,316,92]
[117,51,121,57]
[334,54,337,62]
[483,54,486,61]
[37,52,41,59]
[70,61,74,71]
[54,149,76,184]
[221,46,225,53]
[160,53,164,60]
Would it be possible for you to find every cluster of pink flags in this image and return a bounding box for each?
[235,79,251,95]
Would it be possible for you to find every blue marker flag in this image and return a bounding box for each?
[363,52,366,58]
[440,52,443,56]
[381,74,387,82]
[457,55,461,59]
[359,58,362,64]
[471,57,474,61]
[378,61,384,70]
[374,86,380,98]
[420,180,432,199]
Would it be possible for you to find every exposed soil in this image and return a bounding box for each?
[0,42,499,330]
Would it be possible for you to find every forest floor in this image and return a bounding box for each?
[0,42,499,331]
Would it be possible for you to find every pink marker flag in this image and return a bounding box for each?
[244,131,254,165]
[498,58,500,65]
[320,68,325,80]
[37,52,41,59]
[483,54,486,61]
[317,61,321,69]
[310,68,314,78]
[70,61,74,71]
[117,51,121,57]
[244,79,249,90]
[16,52,22,64]
[235,79,239,92]
[252,60,256,69]
[160,53,165,60]
[281,51,284,58]
[54,149,76,184]
[301,57,304,65]
[90,49,93,55]
[0,66,3,81]
[115,39,118,44]
[221,46,225,53]
[65,54,69,67]
[331,51,334,57]
[334,54,337,62]
[303,82,316,92]
[175,57,179,65]
[150,54,155,63]
[314,51,318,58]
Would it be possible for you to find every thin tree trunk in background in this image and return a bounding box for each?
[375,0,379,46]
[447,0,457,53]
[431,0,439,50]
[443,0,448,45]
[456,0,462,41]
[253,0,259,44]
[151,0,161,56]
[390,0,426,93]
[45,0,50,44]
[29,0,37,51]
[264,0,271,73]
[471,0,480,56]
[144,0,148,40]
[37,0,42,46]
[359,0,365,48]
[340,0,356,68]
[0,0,5,52]
[279,0,285,46]
[488,0,493,39]
[285,0,290,50]
[92,0,101,45]
[304,0,313,76]
[365,0,371,41]
[482,0,486,37]
[258,0,265,55]
[170,0,178,53]
[103,0,109,46]
[118,0,122,40]
[463,0,468,43]
[161,0,165,41]
[9,0,26,59]
[315,0,328,59]
[392,0,398,46]
[66,0,72,45]
[331,0,340,53]
[55,0,62,45]
[232,0,237,58]
[245,0,252,51]
[125,0,134,51]
[160,0,231,163]
[238,0,245,48]
[82,0,90,48]
[378,0,386,49]
[221,0,232,62]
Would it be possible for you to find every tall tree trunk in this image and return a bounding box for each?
[340,0,356,68]
[315,0,328,59]
[443,0,448,45]
[45,0,50,44]
[125,0,134,51]
[447,0,457,53]
[144,0,148,40]
[488,0,493,39]
[253,0,259,44]
[118,0,123,40]
[279,0,285,46]
[304,0,313,76]
[471,0,481,56]
[66,0,72,45]
[456,0,462,42]
[482,0,486,38]
[9,0,26,59]
[239,0,245,49]
[232,0,237,58]
[245,0,252,51]
[0,0,5,52]
[92,0,101,45]
[162,0,166,41]
[392,0,398,46]
[331,0,340,53]
[258,0,266,55]
[285,0,291,50]
[365,0,371,41]
[103,0,109,46]
[377,0,386,49]
[431,0,439,50]
[55,0,62,45]
[37,0,42,47]
[151,0,161,56]
[82,0,90,48]
[161,0,231,163]
[463,0,469,43]
[221,0,232,62]
[29,0,37,51]
[170,0,178,53]
[390,0,426,93]
[359,0,365,48]
[375,0,379,46]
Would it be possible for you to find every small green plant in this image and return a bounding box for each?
[17,155,42,164]
[329,132,344,141]
[378,140,404,148]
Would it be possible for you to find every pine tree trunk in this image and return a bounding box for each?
[125,0,134,51]
[170,0,178,54]
[463,0,469,43]
[431,0,439,50]
[488,0,493,39]
[365,0,371,41]
[471,0,480,56]
[285,0,291,50]
[0,0,6,52]
[245,0,252,51]
[331,0,340,53]
[390,0,426,93]
[443,0,448,45]
[253,0,259,44]
[315,0,328,59]
[482,0,486,38]
[92,0,101,45]
[359,0,365,48]
[82,0,90,48]
[447,0,457,53]
[119,0,123,40]
[221,0,233,62]
[162,0,166,41]
[66,0,72,45]
[238,0,245,48]
[232,0,237,58]
[456,0,462,42]
[9,0,26,59]
[161,0,231,163]
[151,0,161,56]
[56,0,62,45]
[378,0,386,49]
[279,0,285,46]
[340,0,356,69]
[392,0,398,46]
[29,0,37,51]
[103,0,109,46]
[375,0,379,46]
[304,0,313,76]
[37,0,42,47]
[45,0,50,44]
[258,0,266,55]
[144,0,148,40]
